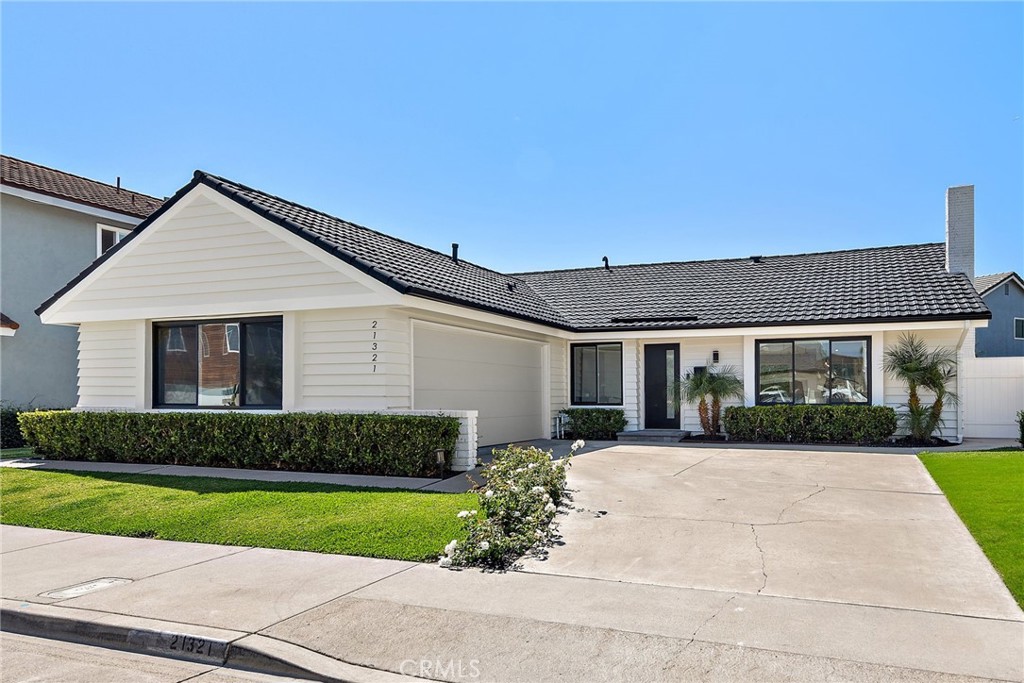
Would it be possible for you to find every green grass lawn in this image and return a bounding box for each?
[1,447,34,459]
[0,468,475,562]
[919,449,1024,608]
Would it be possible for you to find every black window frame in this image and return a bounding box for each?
[1014,318,1024,340]
[570,342,624,406]
[754,336,872,406]
[153,316,283,410]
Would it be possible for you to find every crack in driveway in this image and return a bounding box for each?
[776,485,826,523]
[749,525,768,594]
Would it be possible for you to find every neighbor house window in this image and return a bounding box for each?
[154,317,283,408]
[1015,318,1024,340]
[571,343,623,405]
[756,337,869,405]
[97,224,130,256]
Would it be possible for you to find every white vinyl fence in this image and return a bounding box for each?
[962,356,1024,439]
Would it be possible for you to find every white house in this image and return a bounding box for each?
[36,172,992,469]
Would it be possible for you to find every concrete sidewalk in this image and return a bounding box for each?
[2,524,1021,682]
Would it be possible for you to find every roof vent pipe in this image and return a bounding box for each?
[116,176,121,193]
[451,243,459,264]
[602,256,610,270]
[750,255,762,263]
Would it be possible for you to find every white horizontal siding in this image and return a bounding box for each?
[679,337,744,433]
[297,308,411,410]
[550,339,568,435]
[59,195,374,317]
[623,340,641,430]
[77,321,140,408]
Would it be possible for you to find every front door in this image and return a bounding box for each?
[644,343,680,429]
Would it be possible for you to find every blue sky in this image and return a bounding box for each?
[3,2,1021,275]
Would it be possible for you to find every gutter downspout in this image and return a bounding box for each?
[954,321,970,444]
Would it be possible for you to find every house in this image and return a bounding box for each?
[1,156,163,407]
[960,270,1024,439]
[36,172,992,469]
[972,271,1024,358]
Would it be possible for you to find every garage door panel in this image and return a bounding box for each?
[414,325,545,446]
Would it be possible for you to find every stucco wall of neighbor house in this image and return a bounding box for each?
[975,280,1024,357]
[0,195,135,408]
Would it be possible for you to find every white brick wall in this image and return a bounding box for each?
[946,185,975,283]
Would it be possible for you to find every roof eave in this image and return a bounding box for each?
[573,311,992,334]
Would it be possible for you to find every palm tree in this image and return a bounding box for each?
[883,333,958,442]
[677,365,744,436]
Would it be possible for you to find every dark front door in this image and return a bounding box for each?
[644,343,680,429]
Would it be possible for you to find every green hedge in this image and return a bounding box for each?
[1017,410,1023,448]
[2,407,25,449]
[18,411,461,477]
[723,405,897,445]
[562,408,627,440]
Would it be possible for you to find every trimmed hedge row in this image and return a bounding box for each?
[562,408,628,440]
[1018,410,1023,448]
[18,411,461,477]
[1,407,25,449]
[723,405,897,445]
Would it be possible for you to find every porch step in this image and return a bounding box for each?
[616,429,689,444]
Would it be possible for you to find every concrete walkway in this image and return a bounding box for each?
[2,444,1022,682]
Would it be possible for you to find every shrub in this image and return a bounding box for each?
[562,408,627,440]
[723,405,898,445]
[1,406,25,449]
[441,441,581,569]
[1018,410,1024,448]
[18,411,461,477]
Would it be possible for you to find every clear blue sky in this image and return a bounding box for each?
[3,2,1021,275]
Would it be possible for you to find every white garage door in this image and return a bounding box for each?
[414,323,546,447]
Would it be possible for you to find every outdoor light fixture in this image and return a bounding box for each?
[435,448,446,478]
[712,350,720,364]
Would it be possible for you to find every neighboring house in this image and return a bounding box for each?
[0,156,163,407]
[960,271,1024,439]
[972,272,1024,358]
[36,173,991,469]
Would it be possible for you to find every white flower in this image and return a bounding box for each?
[531,486,545,494]
[484,490,495,498]
[527,463,537,469]
[457,510,471,518]
[471,509,477,515]
[444,539,458,555]
[512,511,521,518]
[479,541,490,551]
[535,529,545,538]
[438,557,452,568]
[572,439,586,451]
[544,502,556,513]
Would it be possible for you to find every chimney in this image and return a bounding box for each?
[945,185,975,283]
[451,243,459,264]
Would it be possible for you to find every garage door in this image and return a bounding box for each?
[413,323,546,446]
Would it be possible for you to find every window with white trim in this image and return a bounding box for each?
[97,224,130,256]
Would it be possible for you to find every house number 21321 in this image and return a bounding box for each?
[371,321,378,372]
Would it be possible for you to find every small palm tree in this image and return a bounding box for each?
[677,365,744,436]
[883,333,958,442]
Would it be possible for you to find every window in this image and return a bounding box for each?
[756,337,869,405]
[154,317,283,408]
[1015,318,1024,340]
[97,224,130,256]
[571,343,623,405]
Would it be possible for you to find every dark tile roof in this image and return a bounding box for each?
[0,313,18,330]
[198,173,573,329]
[1,155,163,220]
[514,244,991,331]
[975,272,1020,296]
[37,170,993,331]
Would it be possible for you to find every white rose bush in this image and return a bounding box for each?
[440,441,582,569]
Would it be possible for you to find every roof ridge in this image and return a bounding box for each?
[512,242,944,276]
[0,154,162,203]
[195,170,524,283]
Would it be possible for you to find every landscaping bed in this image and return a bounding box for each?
[919,449,1024,608]
[0,468,475,562]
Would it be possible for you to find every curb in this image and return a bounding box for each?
[1,601,413,682]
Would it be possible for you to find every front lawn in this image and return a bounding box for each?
[919,450,1024,608]
[1,447,34,460]
[0,469,475,562]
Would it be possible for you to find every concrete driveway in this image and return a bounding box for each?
[522,444,1021,619]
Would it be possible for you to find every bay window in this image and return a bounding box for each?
[154,317,283,408]
[756,337,869,405]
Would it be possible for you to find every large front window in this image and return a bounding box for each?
[571,343,623,405]
[757,337,869,405]
[154,317,283,408]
